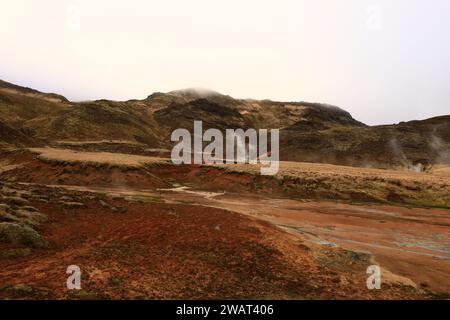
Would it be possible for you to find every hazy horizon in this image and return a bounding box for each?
[1,0,450,125]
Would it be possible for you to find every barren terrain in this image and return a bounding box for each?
[1,147,449,299]
[1,80,449,300]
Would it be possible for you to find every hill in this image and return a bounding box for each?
[1,80,449,169]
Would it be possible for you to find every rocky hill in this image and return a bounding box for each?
[1,79,449,169]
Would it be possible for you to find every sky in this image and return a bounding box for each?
[1,0,449,125]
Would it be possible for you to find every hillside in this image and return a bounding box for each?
[1,79,449,169]
[1,80,450,299]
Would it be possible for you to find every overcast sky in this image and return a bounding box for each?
[1,0,449,125]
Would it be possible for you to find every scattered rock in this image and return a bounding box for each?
[13,209,47,225]
[116,206,127,213]
[0,203,11,212]
[1,196,29,206]
[0,222,47,248]
[168,208,178,217]
[35,197,49,203]
[60,201,87,209]
[69,290,100,300]
[8,284,34,295]
[0,248,32,259]
[20,206,39,212]
[108,276,123,286]
[99,200,109,208]
[0,283,52,299]
[0,210,21,223]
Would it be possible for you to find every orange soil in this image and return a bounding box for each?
[1,149,448,299]
[0,187,421,299]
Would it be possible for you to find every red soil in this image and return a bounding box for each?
[0,187,421,299]
[0,149,447,299]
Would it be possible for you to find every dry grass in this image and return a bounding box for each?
[0,88,66,104]
[216,161,450,208]
[430,165,450,176]
[55,140,145,145]
[25,147,450,208]
[220,161,450,184]
[0,161,21,174]
[28,147,450,186]
[29,147,169,167]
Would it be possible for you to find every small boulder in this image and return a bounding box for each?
[99,200,109,208]
[116,206,127,213]
[60,201,87,209]
[20,206,39,212]
[0,210,21,223]
[1,196,29,206]
[0,222,46,248]
[0,203,11,212]
[59,196,74,202]
[13,209,48,226]
[35,197,49,203]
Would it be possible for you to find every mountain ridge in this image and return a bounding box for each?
[1,79,449,169]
